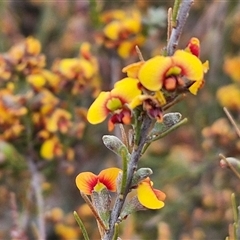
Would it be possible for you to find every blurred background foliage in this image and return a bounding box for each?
[0,0,240,239]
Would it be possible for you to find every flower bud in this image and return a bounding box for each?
[102,135,129,157]
[163,112,182,128]
[131,168,153,188]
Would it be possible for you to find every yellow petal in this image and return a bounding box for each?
[118,41,132,59]
[103,21,121,40]
[40,139,55,160]
[173,50,203,81]
[113,77,141,102]
[189,79,204,95]
[98,168,121,192]
[87,91,110,124]
[27,74,46,88]
[122,61,144,78]
[138,56,172,91]
[137,179,165,209]
[26,36,41,55]
[75,172,98,195]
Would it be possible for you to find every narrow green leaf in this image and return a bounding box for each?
[73,211,90,240]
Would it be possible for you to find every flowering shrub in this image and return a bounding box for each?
[74,1,210,239]
[2,0,240,239]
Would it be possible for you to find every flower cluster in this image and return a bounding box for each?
[0,37,100,161]
[75,167,166,210]
[74,37,209,239]
[87,37,209,131]
[96,10,145,59]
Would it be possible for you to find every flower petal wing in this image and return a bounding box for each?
[173,50,203,81]
[138,56,172,91]
[75,172,98,195]
[87,91,110,124]
[137,179,165,209]
[112,77,141,103]
[98,168,121,192]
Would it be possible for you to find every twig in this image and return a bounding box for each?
[10,193,28,240]
[223,107,240,138]
[80,192,108,232]
[219,154,240,180]
[167,0,194,56]
[167,8,173,42]
[135,45,145,62]
[28,158,46,240]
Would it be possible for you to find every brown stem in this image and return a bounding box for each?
[219,154,240,180]
[223,107,240,138]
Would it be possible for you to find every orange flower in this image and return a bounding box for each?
[87,77,141,131]
[137,177,166,209]
[75,168,121,195]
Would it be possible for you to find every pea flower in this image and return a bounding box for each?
[75,168,121,195]
[138,50,204,93]
[136,177,166,209]
[87,77,141,131]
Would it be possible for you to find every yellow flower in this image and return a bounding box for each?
[26,36,41,55]
[138,50,204,93]
[217,84,240,110]
[223,56,240,82]
[45,108,72,134]
[137,177,166,209]
[87,77,141,131]
[40,136,63,160]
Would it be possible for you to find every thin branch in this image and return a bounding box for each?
[219,154,240,180]
[223,107,240,138]
[27,158,46,240]
[167,0,194,56]
[167,8,173,42]
[135,45,145,62]
[80,192,108,232]
[10,193,28,240]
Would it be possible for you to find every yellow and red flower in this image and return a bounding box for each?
[45,108,72,134]
[40,136,63,160]
[138,50,204,93]
[76,168,166,210]
[87,77,141,131]
[137,177,166,209]
[75,168,121,195]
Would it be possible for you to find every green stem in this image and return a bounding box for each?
[172,0,181,27]
[119,147,129,196]
[112,223,119,240]
[73,211,90,240]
